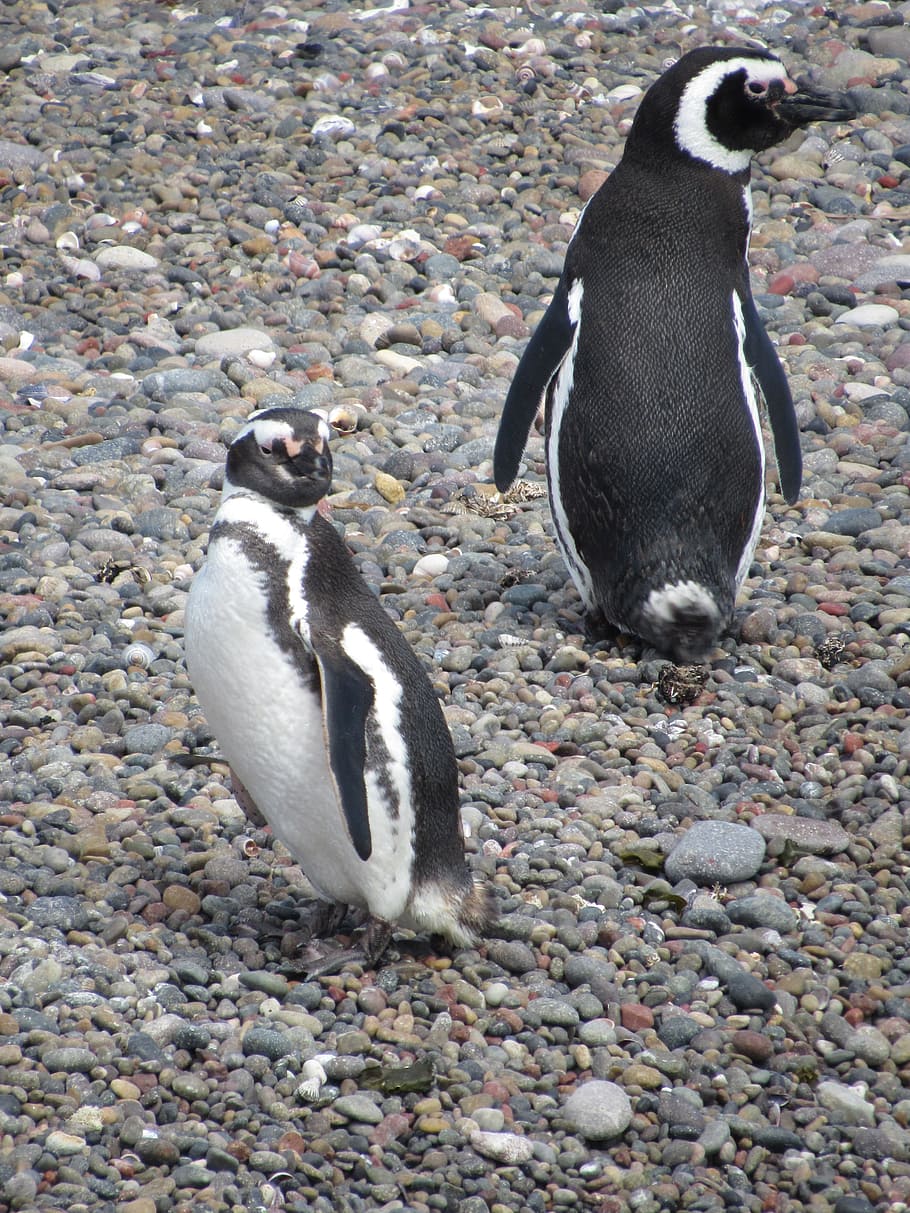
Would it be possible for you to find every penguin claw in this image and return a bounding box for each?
[299,919,395,979]
[360,917,394,968]
[301,947,371,979]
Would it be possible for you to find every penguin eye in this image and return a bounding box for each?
[259,444,273,456]
[747,80,768,96]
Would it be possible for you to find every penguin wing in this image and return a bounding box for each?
[493,275,577,491]
[740,289,802,504]
[310,644,374,862]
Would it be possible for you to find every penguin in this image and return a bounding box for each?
[493,46,856,662]
[184,406,495,966]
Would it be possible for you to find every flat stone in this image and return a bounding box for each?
[817,1081,875,1126]
[563,1080,632,1140]
[750,815,849,855]
[664,820,766,885]
[834,304,899,328]
[333,1094,384,1124]
[194,327,276,358]
[95,246,159,271]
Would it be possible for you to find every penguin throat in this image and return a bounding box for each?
[221,481,318,523]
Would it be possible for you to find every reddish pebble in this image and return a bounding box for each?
[818,602,848,616]
[620,1003,654,1032]
[731,1029,773,1062]
[578,169,609,201]
[768,273,795,295]
[843,732,864,755]
[788,333,807,345]
[370,1113,411,1147]
[878,174,900,189]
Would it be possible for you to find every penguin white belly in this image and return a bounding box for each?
[185,538,412,920]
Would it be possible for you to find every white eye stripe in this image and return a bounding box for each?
[673,55,789,174]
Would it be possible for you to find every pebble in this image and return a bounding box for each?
[470,1130,535,1164]
[0,5,907,1212]
[664,821,766,884]
[563,1081,633,1140]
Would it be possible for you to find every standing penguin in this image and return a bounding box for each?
[494,46,856,662]
[185,407,494,965]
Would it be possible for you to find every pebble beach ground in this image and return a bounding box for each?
[1,0,910,1211]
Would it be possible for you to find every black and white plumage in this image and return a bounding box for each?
[185,407,494,965]
[494,46,856,662]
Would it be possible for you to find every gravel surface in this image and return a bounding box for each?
[1,1,910,1211]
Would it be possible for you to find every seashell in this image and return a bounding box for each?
[346,222,383,248]
[238,835,260,858]
[381,51,407,70]
[58,252,102,281]
[286,250,320,279]
[365,62,388,81]
[311,113,355,139]
[412,553,449,579]
[313,72,343,92]
[17,331,34,351]
[85,212,119,230]
[575,32,592,49]
[197,119,213,136]
[5,271,24,287]
[513,36,546,57]
[472,95,504,117]
[55,231,80,251]
[124,642,155,669]
[121,207,148,227]
[247,348,276,369]
[325,404,359,435]
[264,219,280,236]
[387,234,422,261]
[297,1053,334,1101]
[606,83,643,104]
[528,55,556,79]
[428,283,456,304]
[516,64,536,84]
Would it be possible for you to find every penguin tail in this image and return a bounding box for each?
[637,580,726,664]
[407,872,497,948]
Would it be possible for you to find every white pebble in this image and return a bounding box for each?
[834,303,899,328]
[469,1130,534,1164]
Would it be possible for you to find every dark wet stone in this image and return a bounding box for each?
[241,1028,294,1061]
[821,508,883,536]
[71,437,144,465]
[486,940,537,975]
[26,897,90,932]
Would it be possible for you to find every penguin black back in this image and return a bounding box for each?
[493,47,856,662]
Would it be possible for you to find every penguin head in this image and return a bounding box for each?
[224,407,333,510]
[629,47,856,175]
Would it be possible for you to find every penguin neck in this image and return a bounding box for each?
[219,479,319,525]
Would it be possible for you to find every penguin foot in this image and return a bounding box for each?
[581,609,629,654]
[360,916,394,968]
[303,899,350,941]
[295,919,395,978]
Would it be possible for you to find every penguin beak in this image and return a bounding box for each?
[281,435,332,484]
[775,81,858,127]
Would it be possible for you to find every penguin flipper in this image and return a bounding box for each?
[741,290,802,504]
[312,646,374,862]
[493,275,576,491]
